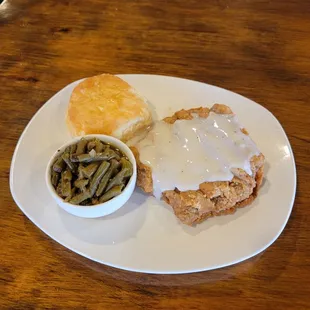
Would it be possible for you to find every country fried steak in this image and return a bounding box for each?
[131,104,265,226]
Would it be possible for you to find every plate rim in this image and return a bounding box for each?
[9,74,297,274]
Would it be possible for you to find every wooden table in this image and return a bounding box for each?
[1,0,310,309]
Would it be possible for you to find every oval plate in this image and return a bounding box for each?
[10,75,296,274]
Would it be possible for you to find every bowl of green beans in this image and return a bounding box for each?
[46,134,137,218]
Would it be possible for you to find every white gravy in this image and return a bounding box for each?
[135,112,260,199]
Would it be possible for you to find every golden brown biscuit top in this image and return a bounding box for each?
[67,74,151,138]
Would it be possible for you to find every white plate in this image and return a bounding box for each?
[10,74,296,274]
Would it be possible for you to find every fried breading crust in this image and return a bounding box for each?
[132,104,265,226]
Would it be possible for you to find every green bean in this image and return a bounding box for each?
[60,169,72,197]
[52,156,66,173]
[99,184,124,203]
[111,148,121,161]
[74,178,89,190]
[56,182,63,196]
[62,169,72,181]
[105,159,132,192]
[87,140,96,152]
[70,154,87,163]
[69,190,91,205]
[77,164,84,179]
[63,146,77,171]
[62,152,76,172]
[95,174,110,197]
[103,148,119,159]
[81,162,100,178]
[75,138,87,155]
[65,187,76,202]
[95,140,104,153]
[120,158,133,178]
[112,159,121,174]
[69,144,77,156]
[73,154,93,163]
[95,159,119,197]
[87,138,103,151]
[61,179,71,197]
[89,161,110,196]
[105,169,127,192]
[51,170,60,188]
[64,146,70,154]
[95,149,117,160]
[71,149,117,163]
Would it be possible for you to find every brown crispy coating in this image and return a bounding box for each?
[131,146,153,193]
[163,107,210,124]
[211,103,233,114]
[134,104,265,226]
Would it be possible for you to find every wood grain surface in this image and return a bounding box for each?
[1,0,310,309]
